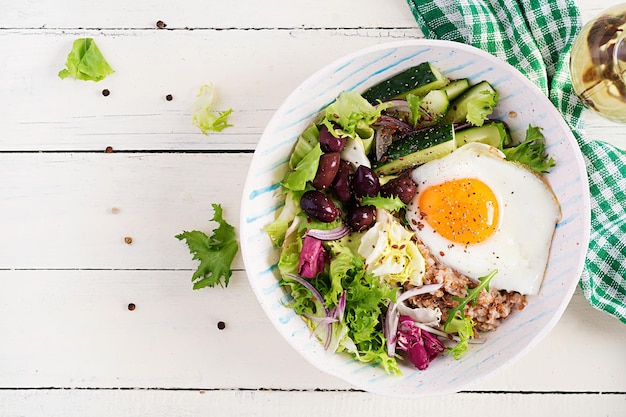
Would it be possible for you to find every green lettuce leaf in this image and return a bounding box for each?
[466,89,498,126]
[444,313,475,359]
[341,267,399,373]
[175,204,239,289]
[327,245,364,305]
[284,235,400,374]
[281,144,323,191]
[58,38,114,82]
[264,191,301,247]
[320,91,387,139]
[502,125,556,173]
[350,333,401,375]
[289,124,320,169]
[406,93,423,127]
[192,84,233,134]
[278,239,301,278]
[297,212,343,232]
[359,194,406,211]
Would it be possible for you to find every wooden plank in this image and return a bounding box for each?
[0,268,624,392]
[1,0,621,30]
[0,270,342,390]
[0,389,624,417]
[1,27,623,152]
[0,29,421,151]
[0,0,419,29]
[1,0,619,29]
[0,153,249,269]
[0,0,625,413]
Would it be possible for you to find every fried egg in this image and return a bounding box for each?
[406,142,561,295]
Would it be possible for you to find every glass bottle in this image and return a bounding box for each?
[570,4,626,123]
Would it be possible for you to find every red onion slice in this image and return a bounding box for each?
[374,125,394,161]
[397,283,444,304]
[286,273,329,315]
[305,224,350,241]
[376,99,410,113]
[373,114,412,130]
[385,283,444,357]
[286,274,349,351]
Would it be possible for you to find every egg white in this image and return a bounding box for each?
[406,142,561,295]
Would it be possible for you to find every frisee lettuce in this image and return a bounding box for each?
[359,193,406,211]
[320,91,387,139]
[502,125,556,173]
[58,38,114,82]
[444,313,475,360]
[192,84,233,134]
[330,245,399,374]
[281,237,400,375]
[175,204,239,289]
[466,89,498,126]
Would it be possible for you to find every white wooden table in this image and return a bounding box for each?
[1,0,625,415]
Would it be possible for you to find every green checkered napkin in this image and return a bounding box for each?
[407,0,626,323]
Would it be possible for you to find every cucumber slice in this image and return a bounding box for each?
[440,78,470,101]
[373,124,456,175]
[442,80,498,125]
[421,89,449,121]
[362,62,450,104]
[455,122,511,148]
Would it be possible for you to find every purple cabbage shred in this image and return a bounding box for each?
[396,315,444,370]
[298,235,327,278]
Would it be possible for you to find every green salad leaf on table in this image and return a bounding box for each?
[176,203,239,289]
[192,84,234,135]
[58,38,115,82]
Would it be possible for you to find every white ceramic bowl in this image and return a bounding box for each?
[240,40,590,397]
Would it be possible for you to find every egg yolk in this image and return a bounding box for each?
[418,178,499,245]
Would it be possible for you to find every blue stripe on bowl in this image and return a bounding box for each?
[249,182,281,200]
[260,134,299,156]
[440,59,478,75]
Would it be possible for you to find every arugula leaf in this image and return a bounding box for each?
[192,84,234,134]
[360,193,406,211]
[176,204,239,289]
[443,269,498,331]
[502,125,556,173]
[58,38,114,82]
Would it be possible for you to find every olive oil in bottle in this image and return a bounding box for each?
[570,4,626,123]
